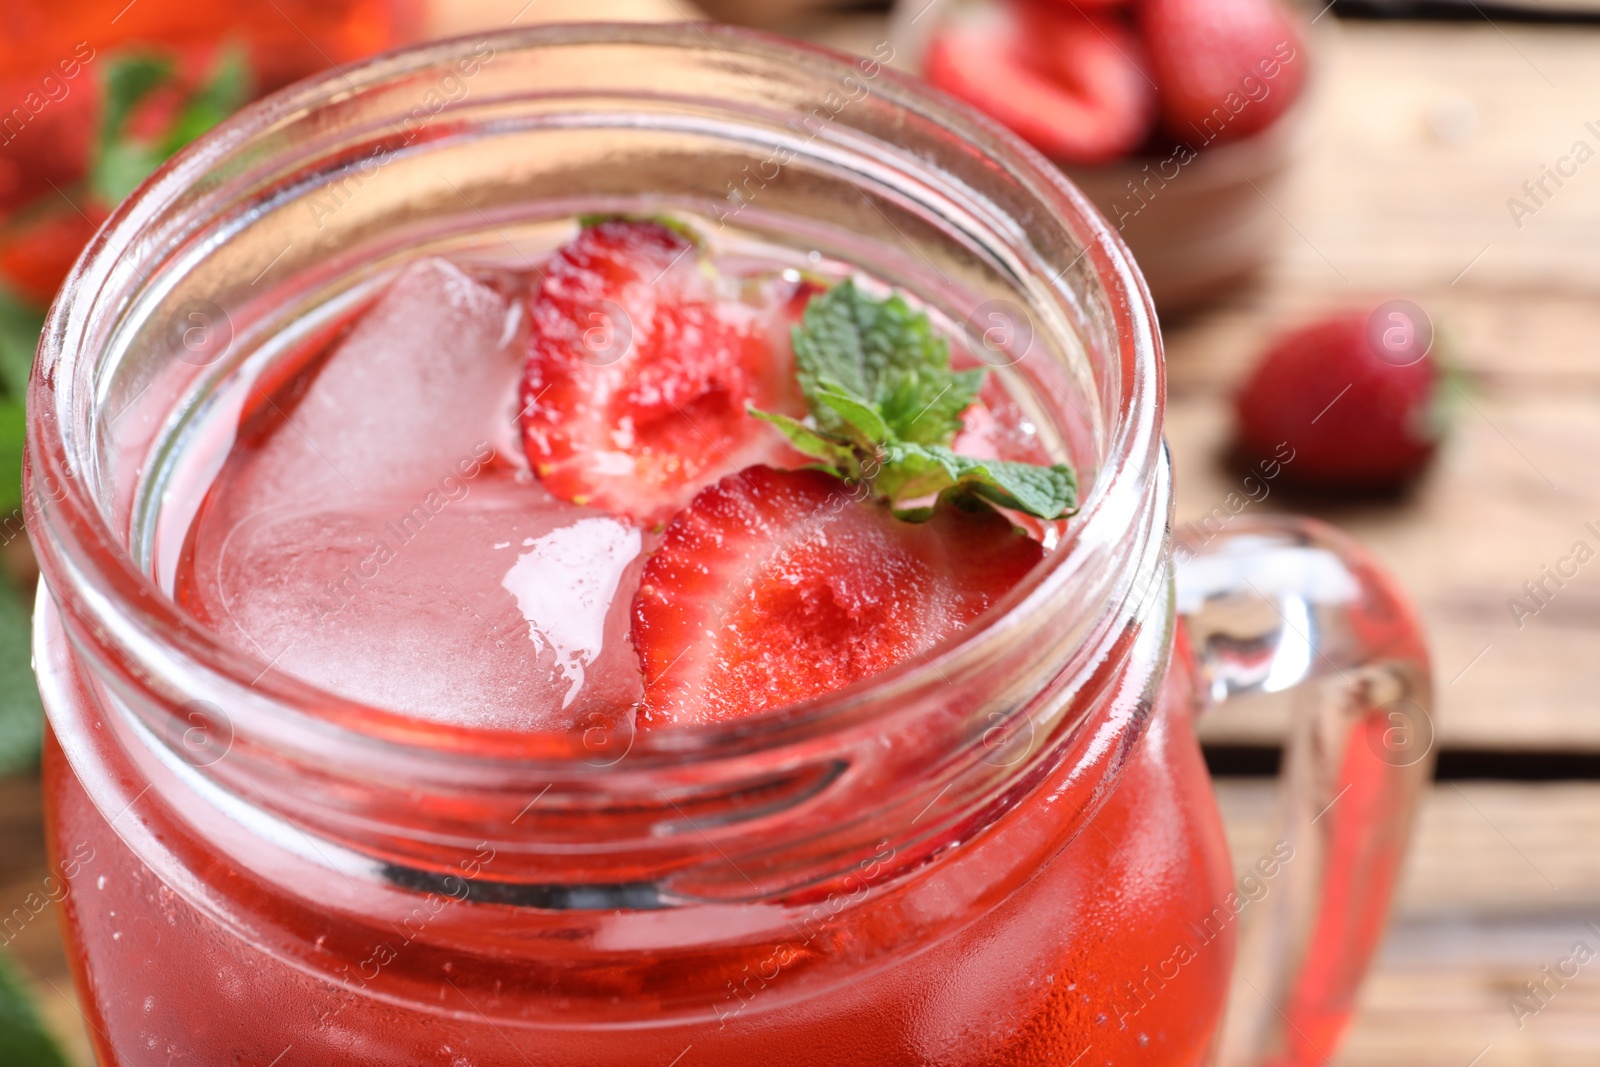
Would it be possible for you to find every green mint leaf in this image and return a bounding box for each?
[0,946,72,1067]
[812,382,889,446]
[92,47,253,205]
[880,366,985,446]
[791,279,967,442]
[880,443,1077,520]
[954,455,1078,519]
[747,408,855,467]
[0,285,43,399]
[0,575,44,776]
[758,274,1080,523]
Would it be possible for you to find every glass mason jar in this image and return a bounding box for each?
[24,23,1432,1067]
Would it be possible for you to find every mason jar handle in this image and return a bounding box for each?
[1173,515,1434,1067]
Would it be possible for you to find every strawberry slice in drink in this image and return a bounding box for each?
[520,218,809,527]
[924,2,1155,164]
[631,466,1045,728]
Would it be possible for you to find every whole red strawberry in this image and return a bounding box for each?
[1138,0,1306,145]
[1234,308,1443,491]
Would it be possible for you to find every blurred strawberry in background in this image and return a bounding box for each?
[1139,0,1305,144]
[0,0,422,309]
[1234,305,1451,493]
[911,0,1313,312]
[922,0,1306,163]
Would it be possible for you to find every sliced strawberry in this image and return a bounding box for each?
[924,3,1154,164]
[632,466,1044,728]
[520,219,807,527]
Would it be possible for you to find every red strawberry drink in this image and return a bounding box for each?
[43,211,1234,1065]
[28,26,1429,1067]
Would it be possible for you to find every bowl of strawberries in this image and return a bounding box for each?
[894,0,1315,313]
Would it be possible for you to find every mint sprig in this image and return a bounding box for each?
[752,279,1078,521]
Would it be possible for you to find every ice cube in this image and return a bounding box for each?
[241,257,524,505]
[500,517,643,710]
[193,476,645,731]
[180,256,653,730]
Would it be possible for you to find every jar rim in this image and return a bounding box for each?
[25,21,1166,778]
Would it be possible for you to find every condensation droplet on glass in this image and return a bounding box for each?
[807,250,822,263]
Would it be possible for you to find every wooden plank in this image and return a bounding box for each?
[1217,779,1600,1066]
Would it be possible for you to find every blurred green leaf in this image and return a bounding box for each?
[92,46,253,206]
[98,52,176,150]
[90,140,165,208]
[160,46,252,157]
[0,577,43,776]
[0,286,42,400]
[0,945,71,1067]
[0,401,22,517]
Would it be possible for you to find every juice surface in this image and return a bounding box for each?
[167,236,1054,735]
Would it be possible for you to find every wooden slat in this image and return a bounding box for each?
[1218,779,1600,1066]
